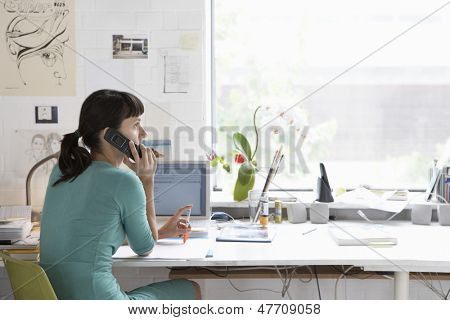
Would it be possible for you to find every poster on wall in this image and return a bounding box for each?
[0,0,76,96]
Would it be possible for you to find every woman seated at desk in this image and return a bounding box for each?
[40,89,201,300]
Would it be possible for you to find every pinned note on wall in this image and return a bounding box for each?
[163,55,189,94]
[178,32,200,50]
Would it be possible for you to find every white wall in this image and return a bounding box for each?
[0,0,210,208]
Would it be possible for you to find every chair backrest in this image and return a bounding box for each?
[0,251,57,300]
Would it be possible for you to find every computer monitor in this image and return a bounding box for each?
[153,161,210,219]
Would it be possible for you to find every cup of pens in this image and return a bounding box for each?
[248,190,266,223]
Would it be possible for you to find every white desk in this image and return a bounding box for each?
[113,221,450,300]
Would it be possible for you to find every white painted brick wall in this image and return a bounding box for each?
[83,13,137,30]
[136,12,164,30]
[76,30,99,48]
[163,12,179,29]
[0,0,207,206]
[75,0,95,12]
[151,30,182,48]
[178,11,203,30]
[150,0,204,12]
[95,0,149,12]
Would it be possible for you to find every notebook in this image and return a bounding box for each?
[328,225,397,246]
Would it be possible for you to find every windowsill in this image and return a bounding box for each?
[210,190,441,209]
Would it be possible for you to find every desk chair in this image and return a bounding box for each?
[0,251,57,300]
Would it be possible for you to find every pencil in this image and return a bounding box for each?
[183,208,192,244]
[151,148,164,158]
[302,228,317,235]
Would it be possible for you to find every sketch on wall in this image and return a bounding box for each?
[0,0,76,96]
[9,130,62,207]
[113,34,148,59]
[14,130,62,178]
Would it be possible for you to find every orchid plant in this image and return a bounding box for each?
[231,105,263,201]
[210,105,306,201]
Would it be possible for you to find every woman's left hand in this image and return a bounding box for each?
[158,205,193,239]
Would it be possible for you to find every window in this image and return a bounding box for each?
[213,0,450,191]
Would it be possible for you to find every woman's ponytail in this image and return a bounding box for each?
[52,130,92,186]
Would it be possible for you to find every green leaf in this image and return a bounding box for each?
[238,162,254,185]
[233,132,253,161]
[222,163,230,173]
[233,163,255,201]
[210,158,218,167]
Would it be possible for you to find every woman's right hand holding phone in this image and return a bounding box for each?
[123,142,157,184]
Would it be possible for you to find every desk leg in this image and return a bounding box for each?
[394,271,409,300]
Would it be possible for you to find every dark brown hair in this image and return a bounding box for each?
[53,89,144,186]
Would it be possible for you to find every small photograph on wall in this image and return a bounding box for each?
[113,34,148,59]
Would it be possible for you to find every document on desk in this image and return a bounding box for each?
[328,225,397,246]
[113,238,212,260]
[216,225,277,243]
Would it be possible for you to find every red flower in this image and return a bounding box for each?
[234,153,245,164]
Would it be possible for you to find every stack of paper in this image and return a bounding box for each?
[0,205,32,221]
[0,220,33,243]
[328,225,397,246]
